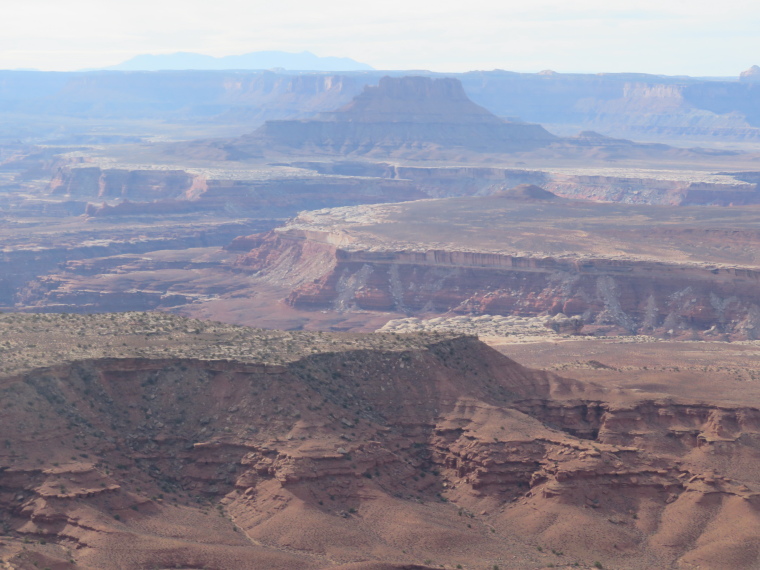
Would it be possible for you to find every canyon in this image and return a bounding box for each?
[5,63,760,570]
[221,194,760,339]
[5,76,760,328]
[12,179,760,333]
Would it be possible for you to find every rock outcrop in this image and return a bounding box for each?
[242,76,558,155]
[240,230,760,338]
[2,313,760,569]
[228,197,760,339]
[48,167,199,200]
[45,162,425,218]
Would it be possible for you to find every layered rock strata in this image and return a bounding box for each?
[1,313,760,569]
[296,161,760,206]
[230,197,760,339]
[47,165,423,216]
[243,76,558,155]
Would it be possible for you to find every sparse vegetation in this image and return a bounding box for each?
[0,312,457,378]
[0,302,757,570]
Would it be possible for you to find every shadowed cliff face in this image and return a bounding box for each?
[2,313,760,569]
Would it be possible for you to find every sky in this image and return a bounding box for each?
[1,0,758,76]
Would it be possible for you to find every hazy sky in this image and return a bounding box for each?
[1,0,758,75]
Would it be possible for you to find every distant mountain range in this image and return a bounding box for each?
[96,51,374,72]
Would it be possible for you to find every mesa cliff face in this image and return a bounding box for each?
[48,167,199,201]
[243,76,558,156]
[229,197,760,339]
[236,231,760,339]
[43,163,424,219]
[2,313,760,569]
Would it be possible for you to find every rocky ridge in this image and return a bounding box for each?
[1,313,760,568]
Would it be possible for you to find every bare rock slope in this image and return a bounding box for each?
[2,313,760,569]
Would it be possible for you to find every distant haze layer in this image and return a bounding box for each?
[98,51,374,72]
[3,0,760,75]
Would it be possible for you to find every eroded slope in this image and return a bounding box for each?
[1,314,760,569]
[229,196,760,339]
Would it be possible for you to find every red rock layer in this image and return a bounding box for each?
[240,230,760,339]
[3,337,760,568]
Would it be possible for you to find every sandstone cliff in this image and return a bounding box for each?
[242,76,558,156]
[45,163,425,218]
[48,167,198,201]
[229,197,760,339]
